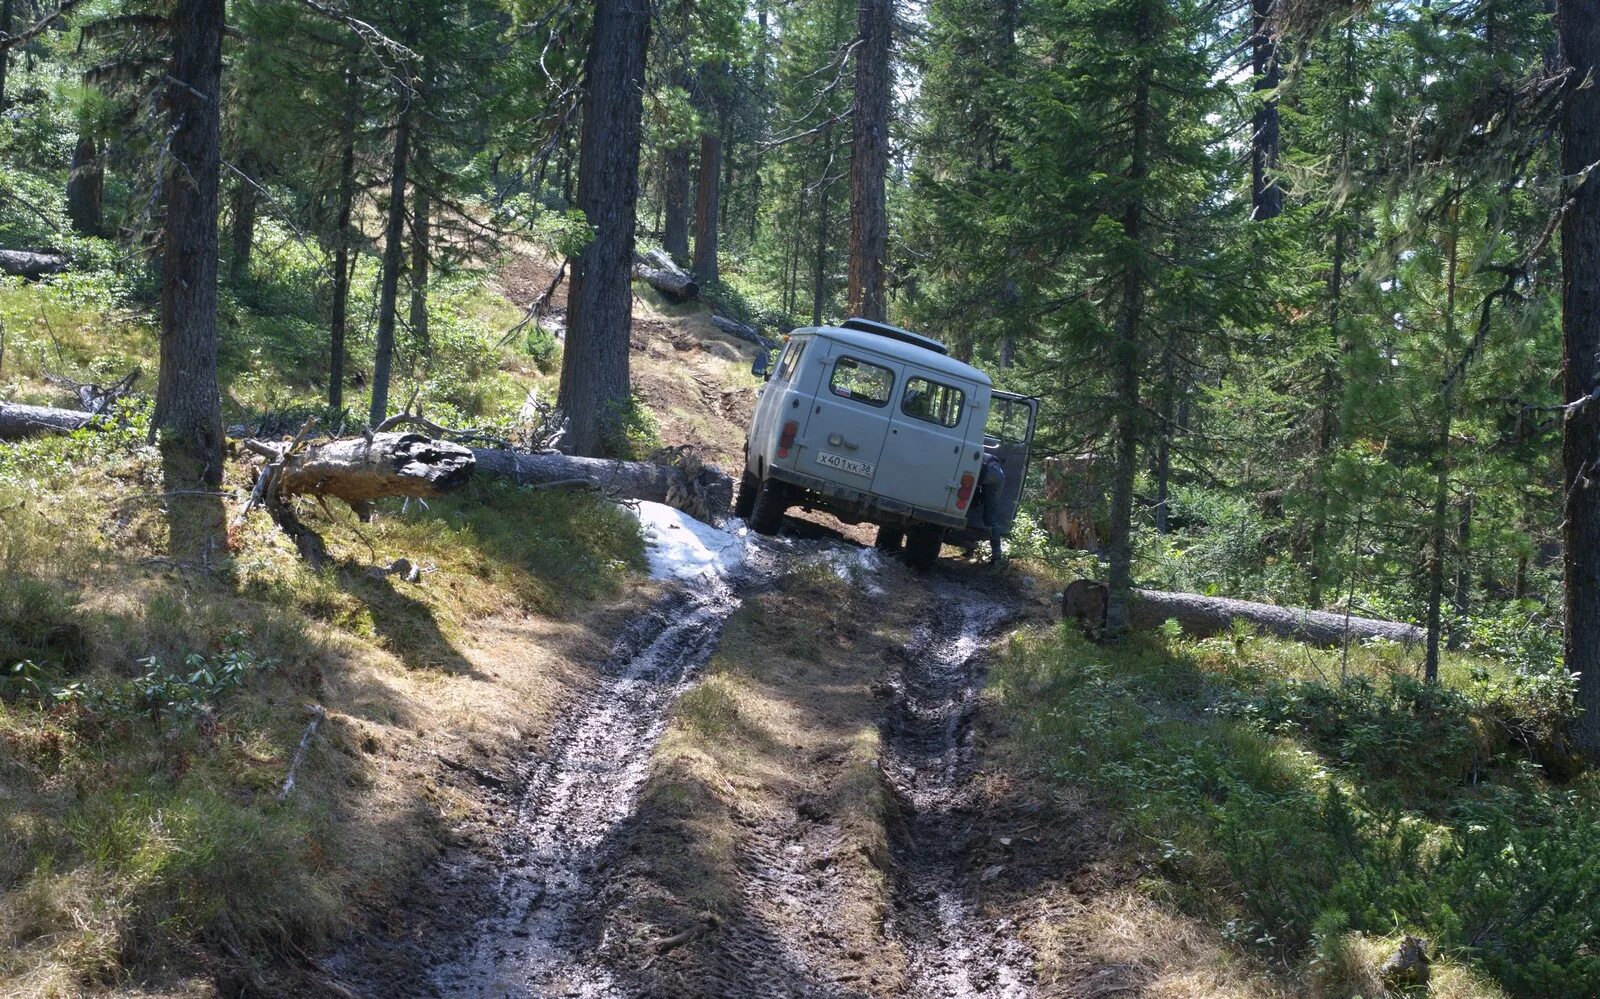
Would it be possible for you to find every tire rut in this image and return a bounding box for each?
[882,577,1035,999]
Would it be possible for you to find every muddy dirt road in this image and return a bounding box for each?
[337,534,1036,999]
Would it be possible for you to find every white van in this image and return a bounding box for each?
[737,318,1038,568]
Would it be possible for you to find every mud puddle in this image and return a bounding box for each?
[882,577,1034,999]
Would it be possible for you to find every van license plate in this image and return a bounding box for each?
[816,451,874,478]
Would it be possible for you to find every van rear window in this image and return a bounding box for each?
[829,357,894,407]
[902,377,965,428]
[775,338,806,382]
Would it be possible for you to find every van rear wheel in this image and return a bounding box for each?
[874,526,905,553]
[748,478,789,536]
[903,525,944,571]
[734,470,759,519]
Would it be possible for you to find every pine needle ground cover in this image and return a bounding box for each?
[990,625,1597,999]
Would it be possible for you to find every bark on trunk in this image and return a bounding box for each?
[558,0,650,457]
[709,313,774,350]
[370,87,413,426]
[269,432,475,506]
[470,448,733,520]
[1559,0,1600,756]
[633,248,698,302]
[410,178,431,355]
[847,0,891,322]
[1250,0,1283,221]
[812,119,836,327]
[0,401,98,439]
[0,0,9,114]
[151,0,226,488]
[692,128,721,284]
[0,249,69,278]
[663,144,691,263]
[329,64,359,413]
[229,154,258,282]
[1105,5,1153,638]
[1065,580,1424,648]
[66,133,103,236]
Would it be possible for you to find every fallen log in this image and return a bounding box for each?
[1063,579,1424,647]
[470,447,733,522]
[0,249,69,279]
[709,313,776,350]
[253,432,476,507]
[632,248,698,302]
[0,400,98,439]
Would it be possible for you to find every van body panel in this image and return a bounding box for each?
[794,339,901,492]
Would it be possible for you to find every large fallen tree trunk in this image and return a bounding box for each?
[709,313,776,351]
[0,401,99,439]
[471,447,733,521]
[1062,579,1424,647]
[632,248,698,302]
[0,249,69,279]
[248,431,476,507]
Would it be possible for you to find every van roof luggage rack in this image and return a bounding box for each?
[839,317,950,356]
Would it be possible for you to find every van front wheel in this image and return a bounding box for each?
[903,525,944,571]
[748,478,789,536]
[734,470,759,519]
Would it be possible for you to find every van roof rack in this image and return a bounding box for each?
[839,317,949,356]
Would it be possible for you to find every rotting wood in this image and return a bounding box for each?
[470,446,733,521]
[0,400,99,439]
[632,247,698,302]
[708,313,776,351]
[259,431,476,507]
[0,248,69,279]
[1063,579,1425,647]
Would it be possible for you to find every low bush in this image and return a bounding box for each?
[992,625,1599,998]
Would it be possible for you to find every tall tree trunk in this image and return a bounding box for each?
[811,121,836,327]
[0,0,9,114]
[1250,0,1283,220]
[663,144,691,262]
[1106,5,1154,638]
[370,89,413,426]
[329,63,358,413]
[229,153,258,283]
[847,0,891,321]
[410,177,431,356]
[558,0,650,457]
[151,0,225,487]
[1155,351,1175,536]
[749,0,770,241]
[1424,196,1461,684]
[692,128,721,284]
[65,132,103,236]
[1558,0,1600,756]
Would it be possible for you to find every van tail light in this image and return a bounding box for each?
[956,472,975,510]
[778,420,799,458]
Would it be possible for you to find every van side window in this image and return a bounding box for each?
[775,338,806,382]
[901,377,965,428]
[829,356,894,407]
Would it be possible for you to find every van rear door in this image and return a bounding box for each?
[796,343,899,492]
[984,392,1039,530]
[878,372,978,514]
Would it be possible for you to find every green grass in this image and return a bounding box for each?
[0,401,648,991]
[990,624,1599,999]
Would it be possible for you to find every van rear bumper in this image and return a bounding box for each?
[767,466,968,531]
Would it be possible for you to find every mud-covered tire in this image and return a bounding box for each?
[734,469,759,519]
[874,526,905,553]
[748,478,789,536]
[903,525,944,571]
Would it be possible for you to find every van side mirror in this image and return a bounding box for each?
[751,349,773,380]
